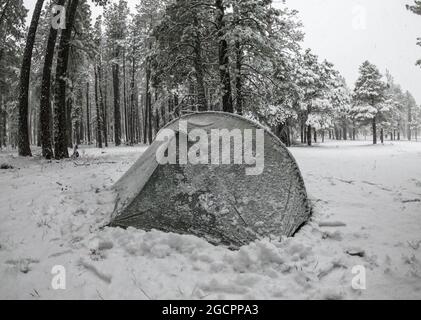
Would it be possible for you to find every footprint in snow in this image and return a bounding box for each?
[5,258,40,274]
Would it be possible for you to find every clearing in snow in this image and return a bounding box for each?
[0,141,420,299]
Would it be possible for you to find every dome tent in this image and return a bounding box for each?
[110,112,311,248]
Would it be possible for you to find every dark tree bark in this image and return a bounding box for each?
[113,48,121,146]
[234,40,243,115]
[86,81,91,144]
[380,128,384,144]
[0,95,5,147]
[1,108,6,147]
[215,0,233,113]
[307,125,312,146]
[143,92,148,143]
[233,3,243,115]
[372,116,377,145]
[67,82,73,148]
[192,15,208,112]
[98,64,107,147]
[17,0,45,156]
[144,56,153,144]
[54,0,79,159]
[103,74,108,147]
[130,55,136,145]
[123,49,128,142]
[39,0,65,159]
[94,66,103,148]
[0,0,12,26]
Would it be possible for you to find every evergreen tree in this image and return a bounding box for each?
[39,0,65,159]
[54,0,80,159]
[104,0,129,146]
[0,0,27,148]
[352,61,387,145]
[17,0,45,156]
[407,1,421,67]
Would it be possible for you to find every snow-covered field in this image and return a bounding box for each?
[0,141,420,300]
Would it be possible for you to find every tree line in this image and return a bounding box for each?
[1,0,421,159]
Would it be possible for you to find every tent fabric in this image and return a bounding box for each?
[110,112,311,248]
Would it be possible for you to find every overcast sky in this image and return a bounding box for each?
[23,0,421,104]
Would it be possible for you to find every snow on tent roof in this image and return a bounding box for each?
[110,112,311,248]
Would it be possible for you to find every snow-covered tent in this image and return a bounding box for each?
[110,112,311,248]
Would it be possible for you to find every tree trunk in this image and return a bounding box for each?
[94,66,103,148]
[98,64,107,147]
[372,117,377,145]
[307,125,312,146]
[18,0,45,156]
[1,108,6,147]
[233,4,243,115]
[408,105,412,141]
[123,49,128,142]
[39,0,65,159]
[130,55,136,145]
[300,123,304,143]
[234,40,243,115]
[144,57,153,144]
[86,82,91,144]
[343,125,347,141]
[143,90,148,144]
[192,16,208,112]
[103,77,108,147]
[113,48,121,146]
[54,0,79,159]
[66,90,73,148]
[215,0,233,113]
[0,94,5,147]
[380,128,384,144]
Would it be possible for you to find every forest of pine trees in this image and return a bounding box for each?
[1,0,421,159]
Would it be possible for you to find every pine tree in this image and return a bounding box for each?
[407,1,421,67]
[17,0,45,156]
[53,0,80,159]
[296,50,338,146]
[215,0,233,113]
[39,0,66,159]
[352,61,387,144]
[0,0,27,148]
[104,0,129,146]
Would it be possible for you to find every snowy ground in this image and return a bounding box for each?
[0,140,420,300]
